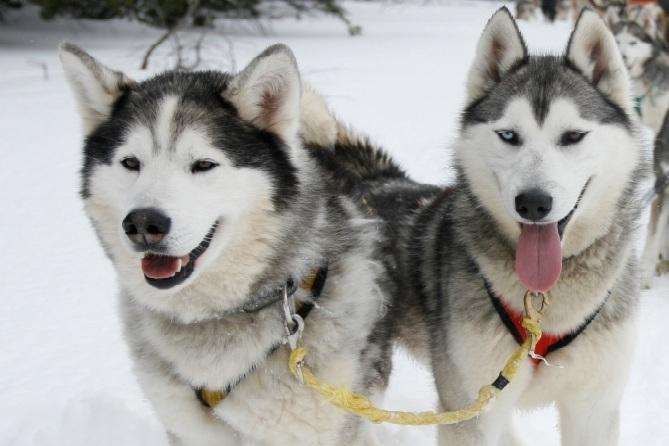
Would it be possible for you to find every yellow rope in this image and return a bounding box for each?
[288,292,544,426]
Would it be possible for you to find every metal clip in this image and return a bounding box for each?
[287,314,304,351]
[282,283,304,351]
[282,283,294,333]
[524,290,550,320]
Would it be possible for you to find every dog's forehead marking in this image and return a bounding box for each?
[494,96,583,132]
[152,95,180,154]
[463,56,630,128]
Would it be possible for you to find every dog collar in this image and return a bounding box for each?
[194,264,329,409]
[484,280,606,366]
[217,264,329,316]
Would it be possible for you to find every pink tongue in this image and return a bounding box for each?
[515,223,562,293]
[141,255,180,279]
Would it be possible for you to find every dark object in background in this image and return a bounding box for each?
[0,0,22,19]
[27,0,352,29]
[542,0,557,21]
[1,1,359,34]
[661,0,669,14]
[2,1,360,69]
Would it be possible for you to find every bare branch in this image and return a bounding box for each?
[140,0,201,70]
[183,29,208,70]
[140,29,172,70]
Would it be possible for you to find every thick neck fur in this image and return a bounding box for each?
[449,162,646,334]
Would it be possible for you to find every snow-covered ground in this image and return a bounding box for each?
[1,1,667,444]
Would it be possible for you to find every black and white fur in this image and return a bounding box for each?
[60,43,394,445]
[610,8,669,286]
[314,8,647,445]
[515,0,540,21]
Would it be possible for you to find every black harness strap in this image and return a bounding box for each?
[543,300,606,356]
[294,265,328,321]
[484,278,608,356]
[484,281,524,345]
[194,387,208,407]
[238,279,298,314]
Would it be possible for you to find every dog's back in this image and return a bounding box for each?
[301,109,441,360]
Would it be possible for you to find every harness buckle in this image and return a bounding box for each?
[524,290,549,320]
[282,283,304,344]
[282,283,305,383]
[286,314,304,351]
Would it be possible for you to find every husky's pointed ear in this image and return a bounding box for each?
[225,44,301,145]
[466,7,527,103]
[566,9,631,111]
[59,43,134,135]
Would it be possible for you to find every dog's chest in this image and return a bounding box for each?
[210,349,355,444]
[125,255,383,444]
[517,310,636,409]
[142,307,288,390]
[138,307,360,444]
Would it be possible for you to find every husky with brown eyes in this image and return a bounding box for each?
[61,43,395,445]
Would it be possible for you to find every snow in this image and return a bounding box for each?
[1,1,667,444]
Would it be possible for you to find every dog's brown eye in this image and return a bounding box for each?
[559,131,588,146]
[191,159,219,173]
[121,157,140,171]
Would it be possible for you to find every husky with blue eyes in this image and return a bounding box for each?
[314,7,648,445]
[416,8,647,444]
[59,43,395,445]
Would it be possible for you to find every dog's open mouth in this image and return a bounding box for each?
[557,178,591,238]
[142,222,218,289]
[515,179,590,293]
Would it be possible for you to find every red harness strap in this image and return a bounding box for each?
[498,299,564,366]
[484,280,604,367]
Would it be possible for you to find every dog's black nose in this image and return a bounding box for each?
[515,190,553,221]
[122,208,171,247]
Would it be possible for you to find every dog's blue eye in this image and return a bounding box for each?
[120,157,140,172]
[496,130,521,146]
[191,159,219,173]
[559,131,588,146]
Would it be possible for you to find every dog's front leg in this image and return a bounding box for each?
[130,351,242,445]
[557,399,621,446]
[434,365,528,446]
[435,399,520,446]
[556,325,633,446]
[432,319,532,446]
